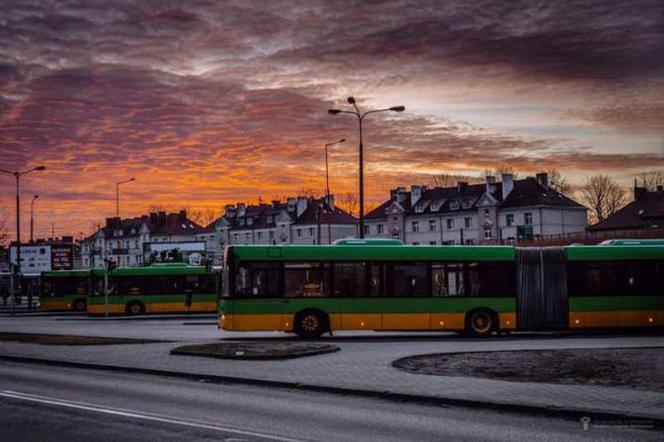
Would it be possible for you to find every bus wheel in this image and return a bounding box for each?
[126,301,145,316]
[294,310,327,339]
[73,298,87,312]
[465,309,497,337]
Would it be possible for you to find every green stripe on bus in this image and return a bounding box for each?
[224,297,516,315]
[566,246,664,261]
[229,245,516,262]
[87,293,217,305]
[569,296,664,312]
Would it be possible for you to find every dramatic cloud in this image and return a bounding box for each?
[0,0,663,237]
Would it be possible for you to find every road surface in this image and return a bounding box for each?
[0,361,658,441]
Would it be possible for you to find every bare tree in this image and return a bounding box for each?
[482,165,519,179]
[637,170,664,190]
[430,173,482,188]
[546,169,572,196]
[580,175,627,223]
[0,217,8,247]
[337,192,359,217]
[185,207,221,226]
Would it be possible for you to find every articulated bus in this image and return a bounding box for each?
[219,241,664,338]
[87,263,219,315]
[40,263,218,314]
[40,270,91,312]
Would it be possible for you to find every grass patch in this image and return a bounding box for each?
[171,342,339,360]
[394,347,664,391]
[0,332,164,346]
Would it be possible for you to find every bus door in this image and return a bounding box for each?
[235,262,284,330]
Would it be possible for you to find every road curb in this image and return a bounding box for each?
[1,354,662,429]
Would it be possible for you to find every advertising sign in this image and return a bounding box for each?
[51,244,74,271]
[143,241,207,266]
[10,245,52,275]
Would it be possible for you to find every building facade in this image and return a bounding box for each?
[80,211,203,268]
[205,195,357,263]
[365,173,587,245]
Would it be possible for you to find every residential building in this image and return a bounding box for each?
[587,184,664,233]
[80,211,203,268]
[365,173,587,244]
[206,195,357,262]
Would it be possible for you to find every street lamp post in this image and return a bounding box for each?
[324,138,345,197]
[116,177,135,218]
[0,165,46,312]
[30,194,39,242]
[328,97,404,238]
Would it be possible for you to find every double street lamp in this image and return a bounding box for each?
[328,97,405,238]
[0,165,46,310]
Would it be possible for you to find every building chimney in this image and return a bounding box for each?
[149,213,158,224]
[536,172,549,188]
[501,173,514,198]
[158,211,166,225]
[634,184,648,201]
[272,200,280,208]
[236,203,246,218]
[410,185,423,206]
[296,196,308,217]
[177,210,187,222]
[224,204,235,218]
[457,181,468,193]
[325,194,335,209]
[287,197,296,212]
[485,176,496,194]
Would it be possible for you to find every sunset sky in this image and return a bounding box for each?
[1,0,663,239]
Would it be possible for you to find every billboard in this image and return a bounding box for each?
[143,241,207,266]
[10,245,52,275]
[51,244,74,271]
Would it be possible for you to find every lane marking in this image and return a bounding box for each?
[0,390,304,442]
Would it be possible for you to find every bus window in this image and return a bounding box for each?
[367,263,382,297]
[285,262,329,297]
[384,263,429,297]
[234,262,281,297]
[332,262,365,297]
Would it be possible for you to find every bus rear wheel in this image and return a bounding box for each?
[294,310,327,339]
[73,298,87,312]
[126,301,145,316]
[465,309,497,337]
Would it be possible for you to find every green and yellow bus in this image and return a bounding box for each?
[40,270,90,312]
[88,263,219,315]
[219,242,664,337]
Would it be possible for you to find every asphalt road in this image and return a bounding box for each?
[0,361,659,442]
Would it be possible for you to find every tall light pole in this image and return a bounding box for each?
[116,178,135,218]
[328,97,404,238]
[324,138,345,197]
[30,195,39,242]
[0,165,46,311]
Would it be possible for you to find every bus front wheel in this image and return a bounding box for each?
[294,310,328,339]
[126,301,145,316]
[465,309,497,337]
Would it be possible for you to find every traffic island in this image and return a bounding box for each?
[170,342,340,360]
[0,332,164,346]
[393,347,664,391]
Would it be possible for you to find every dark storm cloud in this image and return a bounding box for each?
[0,0,663,235]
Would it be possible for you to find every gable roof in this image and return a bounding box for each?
[588,189,664,231]
[366,177,584,220]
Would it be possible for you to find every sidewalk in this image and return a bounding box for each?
[1,332,663,423]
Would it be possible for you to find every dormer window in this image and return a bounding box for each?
[239,218,245,226]
[267,216,273,224]
[462,199,471,209]
[450,200,460,210]
[430,203,439,212]
[414,203,424,213]
[247,218,253,226]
